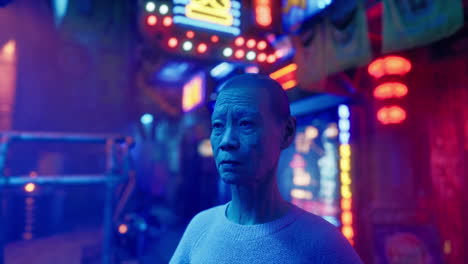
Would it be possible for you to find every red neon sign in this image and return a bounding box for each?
[235,37,245,46]
[368,56,412,78]
[234,49,245,59]
[257,53,266,62]
[266,54,276,63]
[246,39,256,48]
[211,35,219,43]
[162,16,173,27]
[146,15,157,26]
[373,82,408,99]
[377,106,407,124]
[197,43,208,54]
[168,38,178,48]
[257,40,267,50]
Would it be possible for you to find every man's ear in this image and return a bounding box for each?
[281,116,296,150]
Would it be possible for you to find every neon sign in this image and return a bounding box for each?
[373,82,408,99]
[269,63,297,90]
[173,0,241,35]
[377,106,407,125]
[338,104,354,244]
[368,56,412,79]
[255,0,272,27]
[182,72,205,112]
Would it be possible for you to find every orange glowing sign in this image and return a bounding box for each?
[368,56,412,78]
[374,82,408,99]
[377,106,407,124]
[341,198,352,211]
[270,63,298,90]
[342,225,354,239]
[255,0,272,27]
[269,63,297,79]
[182,73,205,112]
[281,80,297,90]
[341,211,353,225]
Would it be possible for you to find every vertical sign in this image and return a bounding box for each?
[338,104,354,245]
[0,40,17,130]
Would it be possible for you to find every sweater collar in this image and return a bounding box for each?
[215,202,303,241]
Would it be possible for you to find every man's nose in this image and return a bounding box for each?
[219,127,239,150]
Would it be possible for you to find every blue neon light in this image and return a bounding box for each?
[231,9,240,17]
[173,0,189,4]
[338,105,350,119]
[173,16,240,35]
[339,132,350,144]
[210,62,235,79]
[231,1,241,9]
[173,6,185,14]
[338,119,350,132]
[141,113,154,125]
[338,104,350,144]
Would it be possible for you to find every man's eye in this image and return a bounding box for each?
[239,120,253,127]
[212,122,224,129]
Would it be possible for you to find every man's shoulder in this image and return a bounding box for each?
[289,206,347,242]
[291,206,363,263]
[175,204,226,247]
[293,206,339,232]
[169,205,227,263]
[186,204,226,229]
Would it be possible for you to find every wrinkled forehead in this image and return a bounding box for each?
[213,87,269,116]
[212,103,263,121]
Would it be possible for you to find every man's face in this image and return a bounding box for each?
[210,87,283,185]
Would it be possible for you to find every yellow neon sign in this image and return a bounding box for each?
[341,185,352,199]
[182,75,204,112]
[340,158,351,172]
[340,172,351,185]
[186,0,234,26]
[339,144,351,157]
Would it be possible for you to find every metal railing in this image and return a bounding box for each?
[0,131,134,264]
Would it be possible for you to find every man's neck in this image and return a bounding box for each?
[226,174,291,225]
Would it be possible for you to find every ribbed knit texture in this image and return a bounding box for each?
[170,202,362,264]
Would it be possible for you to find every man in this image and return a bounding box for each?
[170,74,362,263]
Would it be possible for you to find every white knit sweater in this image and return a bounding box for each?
[170,202,362,264]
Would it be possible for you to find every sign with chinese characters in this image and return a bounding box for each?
[173,0,241,35]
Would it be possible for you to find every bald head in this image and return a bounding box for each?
[218,74,291,124]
